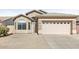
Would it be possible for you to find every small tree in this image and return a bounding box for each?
[0,25,9,36]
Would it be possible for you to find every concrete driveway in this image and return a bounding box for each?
[38,34,79,49]
[0,34,79,49]
[0,34,50,49]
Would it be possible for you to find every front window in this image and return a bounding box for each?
[18,20,26,30]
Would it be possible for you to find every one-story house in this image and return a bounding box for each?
[0,10,79,35]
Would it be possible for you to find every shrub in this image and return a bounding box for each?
[0,25,9,36]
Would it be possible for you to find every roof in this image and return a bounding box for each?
[1,10,79,25]
[2,14,36,25]
[13,14,34,21]
[0,16,13,25]
[2,17,14,25]
[38,10,47,14]
[36,13,78,17]
[0,16,13,21]
[26,10,47,15]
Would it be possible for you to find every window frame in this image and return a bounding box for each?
[18,22,26,30]
[28,22,31,30]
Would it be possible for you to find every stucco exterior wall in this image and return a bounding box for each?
[72,19,76,34]
[38,18,77,34]
[31,22,35,33]
[7,25,15,34]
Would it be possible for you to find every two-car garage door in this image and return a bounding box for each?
[41,21,72,34]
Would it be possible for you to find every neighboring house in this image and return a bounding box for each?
[0,10,79,35]
[0,17,12,25]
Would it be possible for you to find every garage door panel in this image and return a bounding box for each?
[41,21,71,34]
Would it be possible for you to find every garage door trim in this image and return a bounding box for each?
[41,20,73,34]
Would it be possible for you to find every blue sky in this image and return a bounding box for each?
[0,9,79,16]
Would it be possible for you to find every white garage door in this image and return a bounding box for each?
[41,21,71,34]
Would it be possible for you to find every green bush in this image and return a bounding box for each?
[0,25,9,36]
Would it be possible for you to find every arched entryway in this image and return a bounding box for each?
[15,19,31,33]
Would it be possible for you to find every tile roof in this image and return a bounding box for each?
[0,16,13,24]
[26,10,47,15]
[2,17,14,25]
[38,10,47,14]
[36,13,78,17]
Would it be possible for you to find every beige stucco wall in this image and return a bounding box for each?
[31,22,35,33]
[72,19,76,34]
[7,25,15,34]
[27,12,42,17]
[38,18,77,34]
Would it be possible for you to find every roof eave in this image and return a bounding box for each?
[36,16,78,19]
[13,14,34,21]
